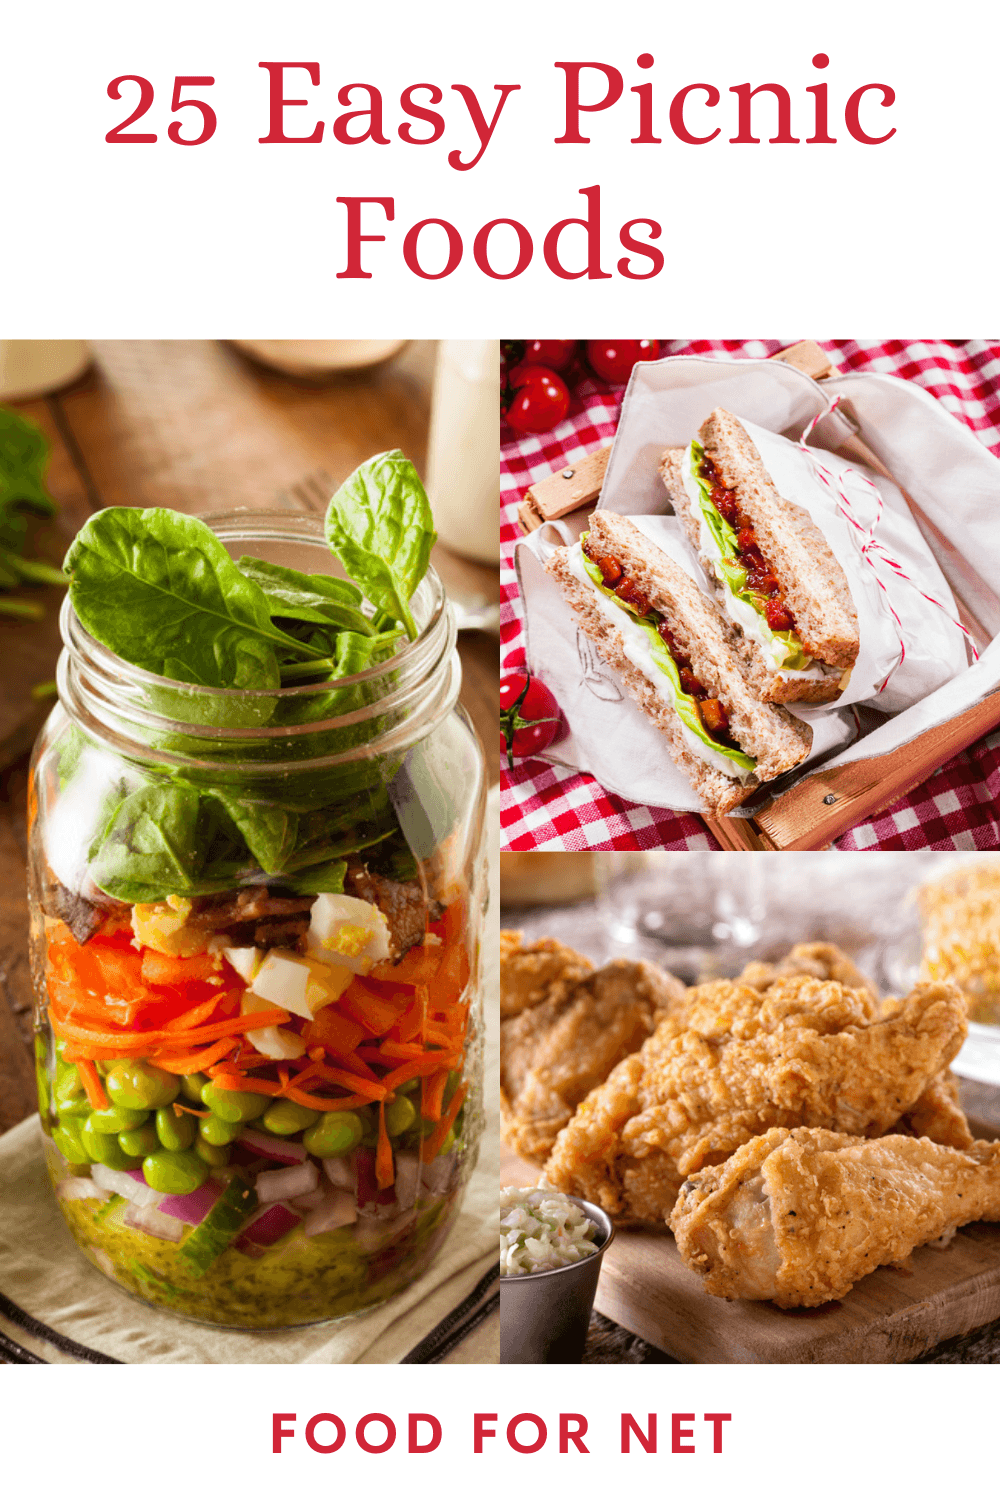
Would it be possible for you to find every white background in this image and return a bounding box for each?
[4,0,1000,332]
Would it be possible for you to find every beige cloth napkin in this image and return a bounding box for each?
[0,789,501,1365]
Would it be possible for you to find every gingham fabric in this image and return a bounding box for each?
[500,339,1000,852]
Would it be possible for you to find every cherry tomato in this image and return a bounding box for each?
[520,340,578,371]
[501,671,563,769]
[505,365,571,435]
[586,339,660,384]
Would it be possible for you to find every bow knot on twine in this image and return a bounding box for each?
[797,395,978,692]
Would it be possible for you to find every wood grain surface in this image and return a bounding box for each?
[0,338,500,1137]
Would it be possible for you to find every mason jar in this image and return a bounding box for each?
[28,511,487,1330]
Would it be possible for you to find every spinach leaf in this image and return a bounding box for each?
[208,790,299,875]
[0,408,56,552]
[64,508,325,691]
[236,556,374,635]
[88,782,205,901]
[284,859,348,895]
[324,450,436,640]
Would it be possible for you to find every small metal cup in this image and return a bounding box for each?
[499,1198,615,1363]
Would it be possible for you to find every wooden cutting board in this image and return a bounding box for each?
[501,1138,1000,1363]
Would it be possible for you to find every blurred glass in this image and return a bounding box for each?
[426,340,499,563]
[0,340,90,400]
[230,339,407,377]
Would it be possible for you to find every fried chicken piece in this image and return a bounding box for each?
[738,943,971,1150]
[738,942,877,999]
[670,1126,1000,1307]
[500,931,594,1020]
[500,934,685,1163]
[543,974,969,1224]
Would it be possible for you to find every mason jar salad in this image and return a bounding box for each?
[28,451,486,1328]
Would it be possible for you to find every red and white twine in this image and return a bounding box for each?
[797,395,978,692]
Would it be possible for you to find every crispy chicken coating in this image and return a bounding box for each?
[499,931,594,1020]
[670,1126,1000,1307]
[500,932,685,1164]
[543,974,969,1224]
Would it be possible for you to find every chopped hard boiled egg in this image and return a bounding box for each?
[241,991,307,1060]
[224,947,264,984]
[307,893,392,973]
[131,897,209,957]
[248,948,353,1020]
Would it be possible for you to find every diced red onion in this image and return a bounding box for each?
[239,1129,307,1165]
[57,1177,111,1204]
[393,1152,421,1211]
[90,1163,164,1209]
[235,1202,302,1249]
[290,1187,327,1210]
[322,1155,356,1192]
[256,1161,318,1203]
[123,1202,184,1242]
[156,1179,223,1226]
[304,1190,357,1237]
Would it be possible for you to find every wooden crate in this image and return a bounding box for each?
[516,343,1000,851]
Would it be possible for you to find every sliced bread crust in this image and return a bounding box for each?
[700,409,859,668]
[659,444,846,705]
[544,514,811,815]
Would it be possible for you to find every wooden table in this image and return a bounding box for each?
[0,339,500,1138]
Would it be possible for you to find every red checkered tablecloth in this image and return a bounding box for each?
[500,339,1000,852]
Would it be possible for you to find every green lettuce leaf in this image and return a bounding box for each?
[579,543,756,778]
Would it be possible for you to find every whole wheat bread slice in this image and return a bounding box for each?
[544,512,811,816]
[659,421,856,705]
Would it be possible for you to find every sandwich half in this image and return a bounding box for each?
[545,511,812,815]
[660,408,860,704]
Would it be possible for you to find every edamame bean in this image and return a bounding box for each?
[53,1118,90,1166]
[119,1122,159,1158]
[397,1077,420,1096]
[54,1066,86,1112]
[194,1139,230,1167]
[36,1063,50,1117]
[262,1099,320,1136]
[443,1070,462,1106]
[384,1096,416,1137]
[179,1072,209,1104]
[142,1149,209,1196]
[302,1111,365,1158]
[90,1103,149,1134]
[200,1081,269,1123]
[199,1114,242,1146]
[80,1116,133,1170]
[155,1107,197,1152]
[438,1127,456,1154]
[106,1060,180,1110]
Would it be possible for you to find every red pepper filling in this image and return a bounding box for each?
[699,455,797,635]
[582,537,740,752]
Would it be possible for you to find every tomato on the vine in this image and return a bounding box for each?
[504,365,571,435]
[501,671,563,769]
[586,339,660,384]
[520,340,578,371]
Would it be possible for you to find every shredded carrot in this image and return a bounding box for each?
[140,949,222,988]
[162,994,230,1032]
[369,946,441,986]
[151,1037,238,1074]
[422,1082,467,1162]
[283,1086,373,1113]
[391,987,427,1043]
[380,1051,462,1091]
[306,1062,387,1101]
[50,1006,289,1054]
[422,1067,449,1124]
[209,1073,283,1097]
[281,1060,322,1094]
[77,1058,109,1111]
[377,1040,424,1061]
[376,1101,394,1189]
[338,981,406,1036]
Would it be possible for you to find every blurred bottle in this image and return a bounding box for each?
[426,339,500,564]
[0,341,91,400]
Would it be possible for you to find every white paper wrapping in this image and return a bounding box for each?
[514,355,1000,814]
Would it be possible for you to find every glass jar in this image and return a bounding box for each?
[28,511,487,1330]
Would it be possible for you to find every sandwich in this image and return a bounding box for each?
[544,511,812,815]
[659,408,860,704]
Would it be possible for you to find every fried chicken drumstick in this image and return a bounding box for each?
[670,1127,1000,1307]
[543,974,968,1223]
